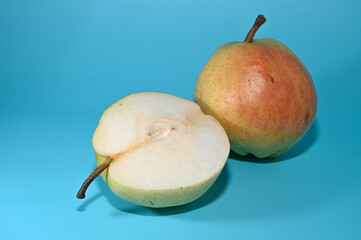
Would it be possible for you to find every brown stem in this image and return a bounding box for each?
[76,158,112,199]
[244,14,267,43]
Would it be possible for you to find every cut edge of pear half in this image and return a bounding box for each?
[78,92,230,208]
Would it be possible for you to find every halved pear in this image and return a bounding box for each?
[77,92,230,208]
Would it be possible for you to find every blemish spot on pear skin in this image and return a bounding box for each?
[149,200,154,206]
[304,112,310,124]
[269,75,274,83]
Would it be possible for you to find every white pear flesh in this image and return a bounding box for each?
[92,92,230,208]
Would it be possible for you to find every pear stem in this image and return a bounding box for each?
[76,158,112,199]
[244,14,266,43]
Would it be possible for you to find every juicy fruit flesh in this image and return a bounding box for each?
[107,116,225,190]
[194,39,317,158]
[93,92,230,207]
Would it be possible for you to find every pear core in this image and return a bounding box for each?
[90,92,230,207]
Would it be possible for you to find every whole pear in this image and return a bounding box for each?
[194,15,317,158]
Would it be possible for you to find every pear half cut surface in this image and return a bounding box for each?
[77,92,230,208]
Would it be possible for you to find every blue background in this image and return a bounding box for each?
[1,0,360,239]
